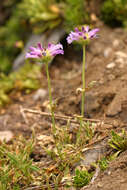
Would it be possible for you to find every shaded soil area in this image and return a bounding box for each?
[84,151,127,190]
[1,21,127,189]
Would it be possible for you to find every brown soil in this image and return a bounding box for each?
[84,151,127,190]
[1,21,127,189]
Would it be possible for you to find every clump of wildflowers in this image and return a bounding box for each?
[67,26,99,117]
[26,42,64,134]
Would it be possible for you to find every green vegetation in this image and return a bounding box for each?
[1,0,127,73]
[1,122,127,188]
[0,63,41,106]
[0,0,89,73]
[101,0,127,27]
[97,130,127,172]
[0,13,28,73]
[17,0,64,34]
[73,169,93,187]
[0,135,39,190]
[64,0,89,32]
[98,157,109,171]
[109,130,127,154]
[0,121,96,189]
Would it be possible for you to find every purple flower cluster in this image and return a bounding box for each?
[26,42,64,61]
[67,26,99,44]
[25,26,99,62]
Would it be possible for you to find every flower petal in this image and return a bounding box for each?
[25,53,39,59]
[37,43,43,50]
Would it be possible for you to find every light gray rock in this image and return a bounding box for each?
[106,95,122,116]
[80,139,107,166]
[0,130,13,142]
[12,28,65,70]
[33,88,47,101]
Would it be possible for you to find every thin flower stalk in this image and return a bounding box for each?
[67,25,99,116]
[25,42,64,134]
[45,62,56,133]
[81,44,86,116]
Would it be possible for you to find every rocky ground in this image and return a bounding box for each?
[0,21,127,189]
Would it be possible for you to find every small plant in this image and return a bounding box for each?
[66,26,99,140]
[18,0,64,34]
[101,0,127,27]
[67,26,99,117]
[0,135,39,189]
[26,42,64,134]
[73,169,93,187]
[64,0,89,31]
[109,130,127,154]
[98,157,109,171]
[76,120,95,146]
[0,63,41,107]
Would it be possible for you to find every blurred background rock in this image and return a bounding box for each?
[0,0,127,106]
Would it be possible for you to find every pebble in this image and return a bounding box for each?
[33,88,47,101]
[115,58,126,68]
[115,51,127,58]
[115,58,124,64]
[80,139,107,166]
[0,130,13,142]
[112,39,120,48]
[106,95,121,116]
[106,62,116,69]
[103,47,112,58]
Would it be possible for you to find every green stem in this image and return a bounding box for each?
[45,63,56,133]
[81,45,86,117]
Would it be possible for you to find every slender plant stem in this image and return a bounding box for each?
[81,45,86,117]
[45,63,56,133]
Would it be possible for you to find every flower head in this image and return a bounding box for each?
[67,26,99,45]
[26,42,64,63]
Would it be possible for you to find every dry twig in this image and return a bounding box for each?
[22,108,111,125]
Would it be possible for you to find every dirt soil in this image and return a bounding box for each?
[1,21,127,189]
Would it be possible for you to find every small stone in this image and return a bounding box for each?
[97,182,103,188]
[103,47,112,58]
[106,62,116,69]
[115,58,126,68]
[90,13,98,22]
[0,131,13,142]
[112,39,120,48]
[106,95,121,116]
[107,171,111,175]
[33,88,47,101]
[115,58,124,64]
[115,51,127,58]
[37,135,54,146]
[81,140,107,166]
